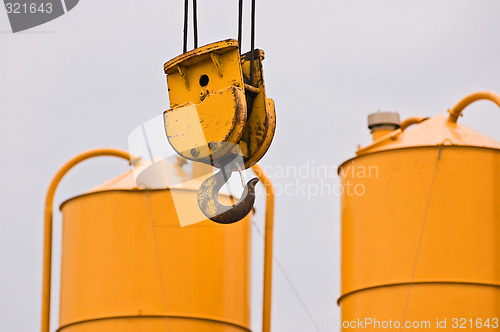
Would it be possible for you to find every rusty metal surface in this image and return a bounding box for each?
[162,41,275,225]
[164,39,240,75]
[165,40,244,109]
[197,167,258,224]
[163,42,275,170]
[163,86,247,164]
[239,49,276,168]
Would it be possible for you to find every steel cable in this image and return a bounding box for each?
[238,0,243,52]
[193,0,198,48]
[250,0,256,85]
[183,0,189,53]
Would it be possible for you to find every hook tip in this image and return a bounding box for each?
[247,177,259,189]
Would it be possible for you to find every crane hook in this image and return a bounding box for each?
[197,165,259,224]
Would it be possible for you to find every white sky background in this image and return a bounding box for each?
[1,0,500,331]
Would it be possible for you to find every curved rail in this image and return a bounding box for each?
[447,91,500,123]
[251,164,275,332]
[42,152,274,332]
[400,116,428,131]
[41,149,131,332]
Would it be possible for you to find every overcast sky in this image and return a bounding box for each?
[1,1,500,331]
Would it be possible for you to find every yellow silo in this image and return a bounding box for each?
[41,149,275,332]
[338,92,500,331]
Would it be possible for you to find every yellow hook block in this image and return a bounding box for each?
[163,39,247,163]
[163,39,275,169]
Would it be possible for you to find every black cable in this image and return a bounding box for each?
[238,0,243,53]
[183,0,189,53]
[193,0,198,48]
[250,0,256,85]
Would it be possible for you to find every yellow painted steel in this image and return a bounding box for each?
[164,87,247,162]
[162,40,276,169]
[164,39,244,108]
[447,91,500,123]
[338,92,500,331]
[399,116,428,132]
[42,149,276,332]
[58,188,252,332]
[163,40,248,163]
[41,149,132,332]
[239,50,276,168]
[251,164,275,332]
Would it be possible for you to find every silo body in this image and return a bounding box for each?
[57,172,252,332]
[339,115,500,330]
